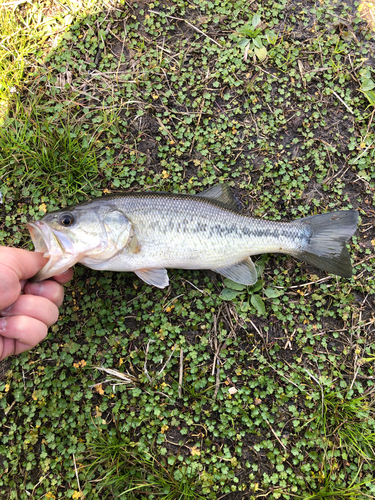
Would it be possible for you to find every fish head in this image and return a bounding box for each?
[27,201,134,281]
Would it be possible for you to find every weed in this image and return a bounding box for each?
[236,13,277,62]
[84,426,206,499]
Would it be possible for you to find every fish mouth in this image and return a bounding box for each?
[27,221,53,255]
[27,221,78,282]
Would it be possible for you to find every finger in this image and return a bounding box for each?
[0,247,48,310]
[53,268,74,284]
[0,316,48,360]
[0,295,60,327]
[24,280,65,308]
[0,247,48,281]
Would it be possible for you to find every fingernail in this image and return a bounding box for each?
[27,282,43,295]
[34,283,43,293]
[0,318,6,331]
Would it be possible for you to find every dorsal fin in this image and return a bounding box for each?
[197,184,240,211]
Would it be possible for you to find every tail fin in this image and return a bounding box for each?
[296,210,359,278]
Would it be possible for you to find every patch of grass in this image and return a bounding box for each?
[305,369,375,463]
[0,93,104,201]
[0,0,116,121]
[84,426,206,499]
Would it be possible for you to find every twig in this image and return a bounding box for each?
[211,315,219,376]
[144,340,153,382]
[355,254,375,267]
[274,276,332,289]
[305,67,330,74]
[91,367,137,391]
[4,400,16,415]
[223,302,237,338]
[72,454,82,497]
[353,140,375,163]
[189,99,205,155]
[255,65,280,80]
[364,107,375,141]
[214,359,221,399]
[178,347,183,398]
[265,419,287,451]
[156,346,176,378]
[163,293,184,311]
[149,10,222,48]
[249,319,264,340]
[330,89,354,114]
[304,369,325,420]
[181,279,205,293]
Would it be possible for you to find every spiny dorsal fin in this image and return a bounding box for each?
[197,184,240,212]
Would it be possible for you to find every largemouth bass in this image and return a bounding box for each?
[27,185,359,287]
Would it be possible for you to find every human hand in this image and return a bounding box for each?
[0,247,73,361]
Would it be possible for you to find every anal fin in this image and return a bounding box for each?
[134,268,169,288]
[214,257,257,285]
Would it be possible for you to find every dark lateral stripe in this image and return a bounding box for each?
[187,223,306,241]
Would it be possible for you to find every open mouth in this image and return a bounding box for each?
[27,221,51,255]
[26,221,75,281]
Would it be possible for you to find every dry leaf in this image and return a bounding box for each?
[191,446,201,456]
[95,384,104,395]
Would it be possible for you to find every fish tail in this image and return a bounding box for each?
[294,210,359,278]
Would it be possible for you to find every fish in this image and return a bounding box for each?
[27,184,359,288]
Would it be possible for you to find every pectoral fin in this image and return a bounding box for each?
[134,268,169,288]
[214,257,257,285]
[127,234,141,253]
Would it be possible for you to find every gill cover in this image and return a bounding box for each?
[80,210,139,265]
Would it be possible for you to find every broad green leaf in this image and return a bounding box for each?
[255,257,266,275]
[237,38,250,47]
[237,38,250,48]
[223,279,247,291]
[252,13,261,28]
[254,46,267,61]
[264,287,282,298]
[364,90,375,106]
[253,36,263,48]
[251,294,266,315]
[220,288,242,300]
[361,79,375,91]
[359,68,372,79]
[238,26,255,37]
[249,279,263,293]
[240,301,251,312]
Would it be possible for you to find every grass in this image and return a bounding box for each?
[1,0,375,498]
[84,425,206,499]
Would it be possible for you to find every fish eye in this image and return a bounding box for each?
[59,213,75,227]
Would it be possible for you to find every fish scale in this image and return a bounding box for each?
[100,195,304,270]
